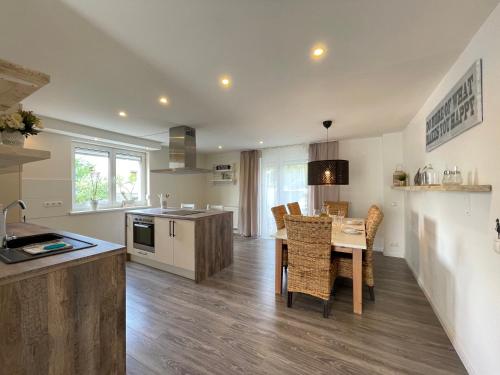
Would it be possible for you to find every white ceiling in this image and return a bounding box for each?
[1,0,498,152]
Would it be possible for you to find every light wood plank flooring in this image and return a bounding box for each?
[126,236,466,375]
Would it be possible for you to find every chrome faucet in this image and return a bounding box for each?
[1,200,27,248]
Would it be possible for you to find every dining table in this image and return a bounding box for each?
[272,218,367,315]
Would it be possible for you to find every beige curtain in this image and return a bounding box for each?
[308,141,340,214]
[239,150,261,237]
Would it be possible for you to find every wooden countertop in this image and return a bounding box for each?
[126,207,232,220]
[0,223,125,285]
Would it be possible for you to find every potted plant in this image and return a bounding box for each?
[397,172,407,186]
[117,171,138,207]
[0,110,43,147]
[90,170,102,210]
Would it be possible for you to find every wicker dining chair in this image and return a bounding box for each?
[284,214,338,318]
[271,205,289,291]
[324,201,349,217]
[335,205,384,301]
[286,202,302,216]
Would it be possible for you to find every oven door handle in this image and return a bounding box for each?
[133,223,151,229]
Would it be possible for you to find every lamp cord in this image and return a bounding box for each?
[326,127,329,159]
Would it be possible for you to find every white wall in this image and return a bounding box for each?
[381,132,405,257]
[339,137,385,250]
[401,5,500,374]
[149,147,208,209]
[202,151,240,208]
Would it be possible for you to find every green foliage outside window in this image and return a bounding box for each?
[74,158,109,203]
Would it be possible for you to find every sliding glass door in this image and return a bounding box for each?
[260,145,308,238]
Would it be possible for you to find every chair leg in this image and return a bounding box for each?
[323,300,330,318]
[280,267,284,294]
[368,286,375,301]
[287,291,293,308]
[331,279,337,298]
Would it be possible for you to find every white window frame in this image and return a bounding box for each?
[71,141,148,211]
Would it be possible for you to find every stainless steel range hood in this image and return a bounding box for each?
[150,126,211,174]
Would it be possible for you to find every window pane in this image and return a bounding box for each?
[74,148,110,204]
[116,154,143,203]
[281,163,308,213]
[261,163,279,238]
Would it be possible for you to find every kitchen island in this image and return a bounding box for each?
[126,208,233,282]
[0,223,126,375]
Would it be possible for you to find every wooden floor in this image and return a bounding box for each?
[126,236,466,375]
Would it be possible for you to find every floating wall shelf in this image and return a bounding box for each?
[0,58,50,112]
[0,144,51,172]
[392,184,492,192]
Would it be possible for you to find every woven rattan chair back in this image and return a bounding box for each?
[286,202,302,216]
[284,215,334,301]
[271,205,288,230]
[365,205,384,251]
[324,201,349,217]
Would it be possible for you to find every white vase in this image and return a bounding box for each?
[1,131,25,147]
[90,200,98,211]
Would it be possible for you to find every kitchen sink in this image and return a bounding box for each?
[6,233,63,248]
[0,233,97,264]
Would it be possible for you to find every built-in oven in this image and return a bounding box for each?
[132,215,155,253]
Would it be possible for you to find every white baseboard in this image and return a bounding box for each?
[405,259,475,375]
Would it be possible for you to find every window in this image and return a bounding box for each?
[260,145,308,238]
[72,142,147,211]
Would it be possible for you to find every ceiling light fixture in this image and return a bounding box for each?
[159,96,169,105]
[118,111,127,117]
[219,75,232,88]
[307,120,349,185]
[310,44,327,60]
[218,145,223,149]
[259,141,264,144]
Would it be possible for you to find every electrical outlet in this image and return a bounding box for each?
[43,201,63,208]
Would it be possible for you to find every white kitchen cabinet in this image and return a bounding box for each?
[172,219,195,271]
[154,217,195,272]
[154,217,174,265]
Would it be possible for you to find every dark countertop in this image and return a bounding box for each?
[0,223,125,285]
[126,207,232,220]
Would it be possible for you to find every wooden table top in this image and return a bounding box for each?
[272,218,367,250]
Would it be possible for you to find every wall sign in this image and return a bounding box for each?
[426,59,483,152]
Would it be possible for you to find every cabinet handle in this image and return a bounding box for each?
[169,220,172,237]
[172,221,176,238]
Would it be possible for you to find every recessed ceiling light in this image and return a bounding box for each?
[159,96,169,105]
[310,44,327,60]
[259,141,264,144]
[118,111,127,117]
[219,75,232,88]
[313,48,324,56]
[218,145,223,149]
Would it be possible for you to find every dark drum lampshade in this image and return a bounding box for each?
[308,159,349,185]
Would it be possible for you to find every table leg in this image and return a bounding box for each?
[275,239,283,295]
[352,248,362,314]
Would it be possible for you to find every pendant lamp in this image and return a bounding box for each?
[307,120,349,185]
